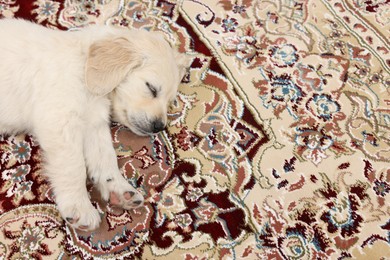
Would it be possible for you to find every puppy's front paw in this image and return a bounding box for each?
[109,190,144,209]
[57,195,101,231]
[96,175,144,210]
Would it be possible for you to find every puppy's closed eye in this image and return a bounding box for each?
[146,82,158,98]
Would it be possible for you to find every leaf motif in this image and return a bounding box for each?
[253,203,262,226]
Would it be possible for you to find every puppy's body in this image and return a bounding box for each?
[0,19,189,230]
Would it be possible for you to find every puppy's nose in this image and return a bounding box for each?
[152,119,165,133]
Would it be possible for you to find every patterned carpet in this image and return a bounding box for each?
[0,0,389,259]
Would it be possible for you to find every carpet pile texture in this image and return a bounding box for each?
[0,0,389,259]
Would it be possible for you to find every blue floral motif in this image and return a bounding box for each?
[256,72,307,119]
[281,231,308,258]
[373,180,389,197]
[221,16,238,32]
[17,181,33,194]
[38,1,59,16]
[12,165,30,182]
[269,44,299,67]
[33,0,60,24]
[270,76,303,103]
[11,141,32,163]
[306,94,341,121]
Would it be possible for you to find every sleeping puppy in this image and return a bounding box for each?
[0,19,190,230]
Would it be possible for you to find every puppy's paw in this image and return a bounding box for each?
[58,195,101,231]
[97,175,144,210]
[109,190,144,209]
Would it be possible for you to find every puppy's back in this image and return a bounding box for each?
[0,19,85,134]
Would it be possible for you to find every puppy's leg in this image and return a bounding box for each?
[36,122,101,231]
[84,123,144,209]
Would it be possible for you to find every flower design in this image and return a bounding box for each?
[292,122,352,165]
[1,165,34,201]
[79,0,96,14]
[186,186,204,202]
[302,170,373,245]
[268,43,299,68]
[11,140,31,163]
[319,184,365,239]
[329,29,344,39]
[306,94,341,121]
[331,40,347,55]
[270,75,303,103]
[19,226,45,254]
[174,213,193,229]
[222,24,264,68]
[233,4,246,15]
[58,0,106,28]
[105,210,134,231]
[16,181,33,195]
[132,147,156,169]
[224,35,260,65]
[294,54,348,93]
[221,16,238,32]
[373,180,389,197]
[295,129,333,151]
[0,209,62,259]
[255,51,350,165]
[2,164,30,183]
[254,202,333,259]
[32,0,60,24]
[109,0,156,30]
[354,0,390,15]
[218,0,251,18]
[363,160,389,207]
[352,64,370,79]
[295,64,332,93]
[256,73,306,118]
[277,222,329,259]
[295,133,333,165]
[0,0,19,18]
[368,72,384,84]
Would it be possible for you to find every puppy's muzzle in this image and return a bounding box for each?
[152,119,165,133]
[131,117,166,136]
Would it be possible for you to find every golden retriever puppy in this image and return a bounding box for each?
[0,19,190,230]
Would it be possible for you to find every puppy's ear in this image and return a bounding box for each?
[85,37,142,96]
[174,51,192,80]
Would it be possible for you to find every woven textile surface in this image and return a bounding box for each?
[0,0,389,259]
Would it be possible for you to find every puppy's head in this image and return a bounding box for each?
[85,29,191,135]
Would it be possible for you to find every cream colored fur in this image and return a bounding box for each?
[0,19,190,230]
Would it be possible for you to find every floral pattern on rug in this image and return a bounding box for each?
[0,0,389,259]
